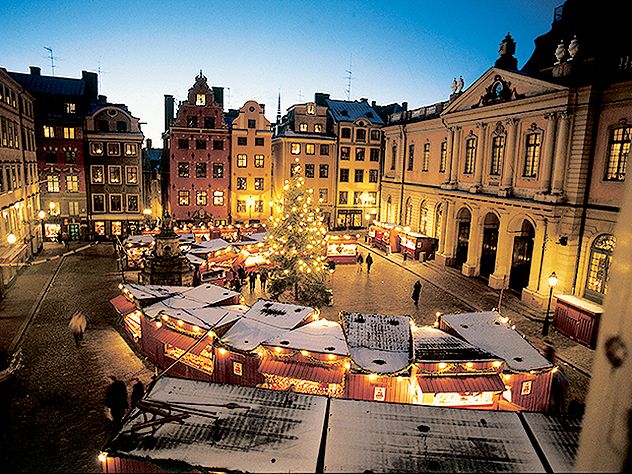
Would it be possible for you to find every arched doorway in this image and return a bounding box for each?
[454,208,471,268]
[509,220,535,293]
[480,212,500,279]
[404,198,413,226]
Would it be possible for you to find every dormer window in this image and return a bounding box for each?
[306,103,315,115]
[196,94,206,106]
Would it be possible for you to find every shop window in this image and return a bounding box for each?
[585,234,616,303]
[605,125,630,181]
[94,221,105,235]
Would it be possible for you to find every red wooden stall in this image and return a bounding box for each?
[369,222,401,253]
[326,235,358,264]
[399,230,437,261]
[553,295,603,349]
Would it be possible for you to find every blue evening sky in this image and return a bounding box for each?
[1,0,557,143]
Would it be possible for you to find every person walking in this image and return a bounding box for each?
[105,375,128,429]
[68,311,87,347]
[365,253,373,273]
[249,272,257,293]
[259,270,268,292]
[412,280,422,306]
[130,377,144,408]
[356,253,364,273]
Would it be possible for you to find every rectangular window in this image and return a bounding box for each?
[92,194,105,213]
[356,129,367,142]
[90,142,103,156]
[125,143,137,156]
[196,191,208,206]
[291,143,301,154]
[178,139,189,149]
[108,166,122,185]
[187,116,198,127]
[64,150,76,164]
[353,191,363,205]
[370,148,380,162]
[237,177,247,190]
[213,191,225,206]
[178,190,190,206]
[255,137,264,146]
[126,166,139,184]
[305,164,315,178]
[440,141,447,173]
[464,138,476,174]
[204,117,215,129]
[237,200,246,213]
[290,163,300,177]
[107,143,120,156]
[391,143,397,170]
[195,94,206,106]
[63,127,75,139]
[340,168,349,182]
[407,144,415,171]
[255,200,264,212]
[341,146,350,160]
[369,169,379,183]
[356,148,365,161]
[341,128,351,139]
[195,162,207,178]
[320,144,329,155]
[422,143,430,172]
[90,165,104,184]
[237,136,247,146]
[523,133,541,178]
[213,140,224,150]
[66,175,79,192]
[254,154,264,168]
[319,164,329,178]
[314,124,323,133]
[178,162,189,177]
[68,201,79,215]
[254,177,264,190]
[97,120,109,132]
[306,143,315,155]
[237,154,247,167]
[116,121,127,132]
[127,194,139,212]
[371,130,381,141]
[213,163,224,178]
[605,126,630,181]
[318,188,328,203]
[65,102,76,114]
[109,194,123,213]
[43,125,55,138]
[195,139,206,150]
[339,191,348,204]
[47,175,60,192]
[354,169,364,183]
[248,119,256,129]
[299,123,308,132]
[490,135,505,176]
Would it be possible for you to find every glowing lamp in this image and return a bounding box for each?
[161,315,169,321]
[503,374,511,381]
[177,320,184,327]
[155,321,162,328]
[274,347,282,353]
[6,233,17,245]
[344,362,351,370]
[300,350,309,357]
[368,373,378,382]
[466,362,474,369]
[438,362,447,370]
[327,354,335,360]
[98,452,108,463]
[548,272,558,288]
[118,283,123,290]
[49,202,56,210]
[551,367,559,373]
[38,210,46,219]
[143,208,152,216]
[218,348,227,355]
[492,361,502,368]
[192,325,201,332]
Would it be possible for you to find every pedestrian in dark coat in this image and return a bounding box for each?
[365,254,373,273]
[259,270,268,291]
[412,280,422,305]
[105,375,128,429]
[130,377,144,408]
[356,253,364,273]
[249,272,257,293]
[237,265,247,283]
[233,277,243,292]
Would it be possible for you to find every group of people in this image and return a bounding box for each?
[104,375,145,429]
[229,266,268,293]
[355,252,374,273]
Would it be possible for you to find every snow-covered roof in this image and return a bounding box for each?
[412,326,496,362]
[124,235,154,245]
[149,305,247,331]
[142,283,239,318]
[264,319,349,356]
[341,312,411,374]
[440,311,552,372]
[521,413,582,473]
[122,283,190,302]
[243,231,268,243]
[107,377,326,473]
[221,300,316,351]
[188,238,232,254]
[324,398,545,473]
[184,253,206,266]
[177,233,196,243]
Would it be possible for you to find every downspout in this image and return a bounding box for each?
[398,122,407,225]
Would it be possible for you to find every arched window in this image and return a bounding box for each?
[585,234,616,303]
[419,201,429,234]
[404,198,413,226]
[391,142,397,170]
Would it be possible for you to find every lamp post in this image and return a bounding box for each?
[542,271,558,336]
[38,210,46,250]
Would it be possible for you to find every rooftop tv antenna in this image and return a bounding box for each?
[298,89,304,103]
[345,54,353,100]
[44,47,56,76]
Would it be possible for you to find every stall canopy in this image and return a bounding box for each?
[264,319,349,356]
[151,305,247,332]
[412,326,496,362]
[187,238,232,255]
[143,284,239,318]
[341,312,412,374]
[122,283,190,303]
[440,311,552,372]
[259,358,345,384]
[416,374,506,393]
[124,235,155,246]
[109,294,137,317]
[221,300,316,351]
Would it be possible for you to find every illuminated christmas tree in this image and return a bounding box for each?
[266,162,332,308]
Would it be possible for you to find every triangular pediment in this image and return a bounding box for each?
[442,67,568,115]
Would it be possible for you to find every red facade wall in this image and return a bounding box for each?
[213,349,264,387]
[506,371,552,412]
[344,373,413,404]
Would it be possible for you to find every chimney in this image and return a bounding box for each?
[82,71,98,100]
[146,138,153,149]
[360,97,368,103]
[402,102,408,111]
[260,103,265,114]
[314,92,330,106]
[371,100,376,108]
[212,87,224,109]
[164,95,175,131]
[29,66,41,76]
[98,95,107,104]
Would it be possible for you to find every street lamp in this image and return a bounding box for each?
[542,271,558,336]
[6,233,17,245]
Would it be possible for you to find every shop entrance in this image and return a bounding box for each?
[454,208,471,268]
[510,220,535,293]
[480,213,500,279]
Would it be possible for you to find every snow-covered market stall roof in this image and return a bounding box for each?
[142,283,239,318]
[221,300,316,351]
[121,283,191,303]
[150,305,247,332]
[440,311,552,372]
[341,312,412,374]
[264,319,349,356]
[412,326,496,362]
[187,238,232,255]
[102,377,580,473]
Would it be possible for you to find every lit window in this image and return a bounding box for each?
[290,163,300,177]
[213,191,225,206]
[237,200,246,212]
[196,94,206,106]
[108,166,122,185]
[90,165,104,184]
[255,200,263,212]
[306,144,315,155]
[237,177,247,190]
[464,137,476,174]
[125,143,137,156]
[407,144,415,171]
[43,126,55,138]
[237,154,247,167]
[422,143,430,172]
[66,175,79,192]
[299,123,308,132]
[178,190,190,206]
[339,191,348,204]
[68,201,79,215]
[341,146,350,160]
[605,126,630,181]
[127,195,139,212]
[107,143,120,156]
[126,166,138,184]
[213,163,224,178]
[254,154,264,168]
[291,143,301,154]
[46,175,60,192]
[439,141,447,173]
[314,124,323,133]
[319,188,328,203]
[178,162,189,177]
[63,127,75,139]
[490,135,505,176]
[585,234,616,303]
[90,142,103,155]
[306,103,315,115]
[319,164,329,178]
[254,178,264,190]
[196,191,208,206]
[65,103,76,114]
[523,133,541,178]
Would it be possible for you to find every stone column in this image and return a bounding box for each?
[539,112,558,194]
[499,118,519,195]
[437,201,449,254]
[488,215,511,289]
[436,201,456,266]
[551,112,572,195]
[471,122,487,191]
[450,127,462,184]
[462,207,482,277]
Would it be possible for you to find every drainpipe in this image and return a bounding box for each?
[398,122,407,225]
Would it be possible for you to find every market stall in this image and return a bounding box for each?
[122,235,155,269]
[369,222,401,253]
[553,295,603,349]
[399,230,438,261]
[325,235,358,264]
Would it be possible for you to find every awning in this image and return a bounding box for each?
[156,327,211,356]
[259,357,345,385]
[417,374,506,393]
[110,295,137,317]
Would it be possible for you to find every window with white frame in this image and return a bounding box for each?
[46,175,60,192]
[66,175,79,192]
[108,166,122,185]
[91,165,104,184]
[213,191,225,206]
